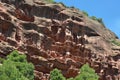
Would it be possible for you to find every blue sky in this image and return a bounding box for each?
[55,0,120,38]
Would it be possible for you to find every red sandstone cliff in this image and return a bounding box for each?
[0,0,120,80]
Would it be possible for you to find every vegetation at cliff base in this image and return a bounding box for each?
[0,50,34,80]
[50,63,99,80]
[75,63,99,80]
[50,68,66,80]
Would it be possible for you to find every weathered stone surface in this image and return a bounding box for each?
[0,0,120,80]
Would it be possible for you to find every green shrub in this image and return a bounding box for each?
[50,68,66,80]
[82,11,89,16]
[0,57,4,63]
[81,10,105,26]
[69,6,75,8]
[90,16,98,20]
[67,78,74,80]
[90,16,105,26]
[50,64,99,80]
[75,63,99,80]
[0,50,34,80]
[46,0,54,3]
[58,2,67,7]
[111,39,120,46]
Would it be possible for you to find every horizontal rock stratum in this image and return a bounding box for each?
[0,0,120,80]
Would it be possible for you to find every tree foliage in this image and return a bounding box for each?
[75,63,99,80]
[0,50,34,80]
[50,68,66,80]
[50,64,99,80]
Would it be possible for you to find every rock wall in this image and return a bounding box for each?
[0,0,120,80]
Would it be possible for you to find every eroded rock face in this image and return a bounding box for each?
[0,19,16,38]
[0,0,120,80]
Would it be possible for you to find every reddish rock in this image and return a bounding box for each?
[0,1,120,80]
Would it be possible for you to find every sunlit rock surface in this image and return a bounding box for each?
[0,0,120,80]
